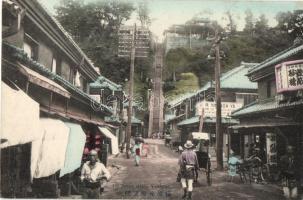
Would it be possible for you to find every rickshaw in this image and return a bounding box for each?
[191,132,212,186]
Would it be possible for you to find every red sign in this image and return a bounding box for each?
[275,60,303,93]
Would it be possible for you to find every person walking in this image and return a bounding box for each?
[178,140,199,200]
[80,150,111,199]
[132,140,141,166]
[280,145,298,199]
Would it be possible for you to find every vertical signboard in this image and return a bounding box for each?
[266,133,277,165]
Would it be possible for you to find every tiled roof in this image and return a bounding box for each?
[231,98,303,117]
[168,62,258,107]
[3,42,113,114]
[177,116,239,126]
[247,44,303,76]
[164,114,176,123]
[90,76,122,91]
[131,116,142,124]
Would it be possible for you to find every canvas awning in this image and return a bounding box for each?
[31,118,69,179]
[18,63,71,98]
[60,122,86,177]
[98,127,119,155]
[1,81,42,148]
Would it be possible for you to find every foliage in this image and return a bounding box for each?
[55,0,135,84]
[165,73,199,101]
[276,10,303,40]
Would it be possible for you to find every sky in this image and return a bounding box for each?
[39,0,303,41]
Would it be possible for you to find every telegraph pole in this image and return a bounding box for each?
[126,24,136,159]
[198,108,204,132]
[214,28,223,170]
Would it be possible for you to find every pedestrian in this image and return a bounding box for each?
[280,145,298,199]
[80,150,111,199]
[132,140,141,166]
[228,150,242,182]
[178,140,199,200]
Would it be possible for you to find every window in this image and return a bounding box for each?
[51,58,57,73]
[23,33,38,60]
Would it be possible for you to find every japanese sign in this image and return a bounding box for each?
[195,101,243,117]
[266,133,277,165]
[275,60,303,93]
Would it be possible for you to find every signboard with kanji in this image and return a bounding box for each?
[118,25,150,58]
[275,59,303,93]
[266,133,277,165]
[195,101,243,117]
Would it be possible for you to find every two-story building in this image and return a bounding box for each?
[166,62,258,158]
[1,0,123,197]
[231,43,303,189]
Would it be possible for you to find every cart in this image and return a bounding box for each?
[192,132,212,186]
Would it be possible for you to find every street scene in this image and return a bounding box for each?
[1,0,303,199]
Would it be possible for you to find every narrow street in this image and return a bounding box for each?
[103,139,285,200]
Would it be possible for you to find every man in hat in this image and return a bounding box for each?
[178,140,199,200]
[80,150,111,198]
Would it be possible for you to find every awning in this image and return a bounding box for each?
[98,127,119,155]
[18,63,71,98]
[31,118,69,179]
[60,122,86,177]
[1,82,42,148]
[230,121,302,130]
[177,116,239,126]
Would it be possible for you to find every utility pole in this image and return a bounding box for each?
[126,24,136,159]
[214,28,223,170]
[198,108,204,132]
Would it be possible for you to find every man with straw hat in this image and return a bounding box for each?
[178,140,199,200]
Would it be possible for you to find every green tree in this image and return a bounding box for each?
[255,14,269,35]
[55,0,135,83]
[276,10,303,40]
[243,9,255,36]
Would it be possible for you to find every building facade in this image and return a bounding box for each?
[2,0,123,197]
[231,43,303,190]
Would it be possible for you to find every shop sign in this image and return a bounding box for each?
[266,133,277,165]
[275,60,303,93]
[195,101,243,117]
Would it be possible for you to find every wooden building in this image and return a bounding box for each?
[231,43,303,189]
[1,0,122,197]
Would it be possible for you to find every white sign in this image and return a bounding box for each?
[266,133,277,165]
[275,60,303,93]
[195,101,243,117]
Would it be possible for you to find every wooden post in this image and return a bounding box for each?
[126,24,136,159]
[214,28,223,170]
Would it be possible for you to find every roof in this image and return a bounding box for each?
[232,98,303,117]
[247,44,303,76]
[3,42,113,114]
[131,116,142,124]
[168,62,258,108]
[37,0,100,76]
[105,116,121,123]
[164,114,176,123]
[177,116,239,126]
[18,63,71,98]
[90,76,122,91]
